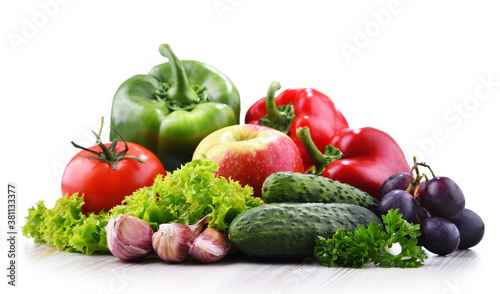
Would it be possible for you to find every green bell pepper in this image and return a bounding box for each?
[110,44,240,171]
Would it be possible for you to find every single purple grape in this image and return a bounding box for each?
[380,173,426,200]
[378,189,418,223]
[422,177,465,220]
[419,216,460,256]
[452,208,485,249]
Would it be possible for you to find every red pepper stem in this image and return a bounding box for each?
[158,44,199,106]
[296,127,331,174]
[265,81,286,127]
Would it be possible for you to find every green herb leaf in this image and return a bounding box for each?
[314,209,427,268]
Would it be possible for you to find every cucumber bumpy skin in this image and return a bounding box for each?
[262,172,380,213]
[228,203,382,259]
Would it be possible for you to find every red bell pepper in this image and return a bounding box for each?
[296,126,411,200]
[245,81,349,168]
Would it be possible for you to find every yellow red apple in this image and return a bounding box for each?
[192,124,304,198]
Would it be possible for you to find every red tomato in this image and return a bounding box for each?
[61,141,166,214]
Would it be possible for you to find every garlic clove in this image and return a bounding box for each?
[152,223,195,263]
[106,214,154,261]
[152,215,210,263]
[188,227,230,263]
[188,215,211,235]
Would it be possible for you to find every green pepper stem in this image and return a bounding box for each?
[296,127,343,175]
[158,44,199,106]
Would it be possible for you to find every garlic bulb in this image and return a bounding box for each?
[152,215,210,263]
[106,214,154,261]
[188,227,230,263]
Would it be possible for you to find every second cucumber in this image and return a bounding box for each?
[228,203,381,259]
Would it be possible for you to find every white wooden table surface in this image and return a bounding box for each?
[13,234,494,294]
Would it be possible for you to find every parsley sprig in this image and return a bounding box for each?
[314,209,427,268]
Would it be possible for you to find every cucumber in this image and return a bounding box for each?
[262,172,379,213]
[228,202,381,259]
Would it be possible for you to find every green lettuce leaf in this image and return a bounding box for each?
[110,157,264,233]
[21,193,110,255]
[22,157,263,254]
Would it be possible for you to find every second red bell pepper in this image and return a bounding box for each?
[245,81,349,168]
[296,126,411,200]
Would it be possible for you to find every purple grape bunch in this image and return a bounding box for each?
[378,159,484,256]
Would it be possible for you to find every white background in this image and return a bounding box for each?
[1,0,499,293]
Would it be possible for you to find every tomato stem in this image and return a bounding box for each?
[96,116,104,144]
[71,121,144,170]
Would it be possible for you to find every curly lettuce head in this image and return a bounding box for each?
[21,194,109,255]
[110,157,264,232]
[22,157,263,255]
